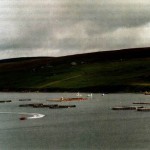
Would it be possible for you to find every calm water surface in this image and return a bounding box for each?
[0,92,150,150]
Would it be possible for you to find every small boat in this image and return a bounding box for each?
[112,106,143,110]
[87,93,93,97]
[19,117,27,120]
[144,91,150,95]
[47,97,87,102]
[0,100,12,103]
[19,99,31,101]
[19,104,32,107]
[76,92,82,97]
[19,103,43,107]
[32,104,44,108]
[63,98,87,101]
[102,93,105,96]
[59,105,76,108]
[49,104,59,108]
[49,105,76,109]
[47,98,63,102]
[137,108,150,111]
[133,102,150,105]
[4,100,12,102]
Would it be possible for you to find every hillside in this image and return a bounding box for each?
[0,47,150,92]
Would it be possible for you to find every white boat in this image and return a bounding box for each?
[76,92,82,97]
[87,93,93,97]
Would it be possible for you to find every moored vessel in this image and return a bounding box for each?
[144,91,150,95]
[19,117,27,120]
[112,106,143,110]
[47,97,87,102]
[137,108,150,111]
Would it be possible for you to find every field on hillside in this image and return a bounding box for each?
[0,48,149,92]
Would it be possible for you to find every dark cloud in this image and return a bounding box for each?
[0,0,150,59]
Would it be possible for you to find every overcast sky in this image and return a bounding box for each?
[0,0,150,59]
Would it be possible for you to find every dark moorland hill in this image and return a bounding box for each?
[0,47,150,92]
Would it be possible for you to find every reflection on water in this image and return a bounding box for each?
[0,92,150,150]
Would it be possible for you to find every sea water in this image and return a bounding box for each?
[0,92,150,150]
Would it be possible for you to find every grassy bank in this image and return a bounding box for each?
[0,47,149,92]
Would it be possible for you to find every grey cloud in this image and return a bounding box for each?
[0,0,150,59]
[59,1,150,30]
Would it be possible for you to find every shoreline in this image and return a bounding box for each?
[0,84,149,93]
[0,88,146,94]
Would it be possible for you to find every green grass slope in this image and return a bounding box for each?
[0,47,150,92]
